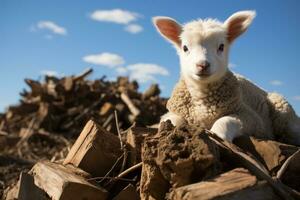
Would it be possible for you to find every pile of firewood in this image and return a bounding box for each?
[0,69,167,198]
[4,120,300,200]
[0,68,167,136]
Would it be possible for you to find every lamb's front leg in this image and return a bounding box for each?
[160,112,186,126]
[211,104,268,142]
[210,116,243,142]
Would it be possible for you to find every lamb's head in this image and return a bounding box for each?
[153,11,255,84]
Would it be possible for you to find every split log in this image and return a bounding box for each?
[24,79,43,96]
[142,84,160,100]
[62,100,103,129]
[126,126,157,165]
[99,102,114,116]
[45,79,57,96]
[206,130,293,200]
[17,172,49,200]
[278,150,300,191]
[63,68,93,91]
[63,77,73,91]
[234,136,299,174]
[121,93,140,117]
[5,184,19,200]
[7,103,39,116]
[169,168,280,200]
[0,135,19,148]
[63,119,123,177]
[28,161,108,200]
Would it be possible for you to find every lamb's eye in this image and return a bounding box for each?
[183,45,189,52]
[218,44,224,52]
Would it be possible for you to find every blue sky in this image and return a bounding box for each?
[1,0,300,114]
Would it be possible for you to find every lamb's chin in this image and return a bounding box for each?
[190,72,226,85]
[191,73,214,82]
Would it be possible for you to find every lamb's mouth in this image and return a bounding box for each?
[195,72,211,78]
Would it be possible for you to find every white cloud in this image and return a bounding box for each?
[83,52,169,83]
[37,21,67,35]
[126,63,169,83]
[41,70,60,77]
[228,63,237,69]
[90,9,140,24]
[293,96,300,101]
[270,80,283,86]
[125,24,143,34]
[83,52,125,67]
[116,67,128,74]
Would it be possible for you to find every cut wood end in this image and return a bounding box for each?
[63,119,123,177]
[29,161,108,200]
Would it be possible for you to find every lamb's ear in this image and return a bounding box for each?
[224,10,256,43]
[152,16,182,47]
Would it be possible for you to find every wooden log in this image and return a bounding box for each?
[63,77,73,91]
[24,79,43,96]
[206,130,293,200]
[234,136,299,173]
[142,84,160,100]
[278,150,300,191]
[169,168,280,200]
[60,70,87,92]
[0,135,20,148]
[99,102,114,116]
[18,172,49,200]
[113,184,139,200]
[126,126,157,165]
[62,100,103,129]
[73,68,93,81]
[63,119,123,177]
[28,161,108,200]
[45,79,57,96]
[7,103,39,116]
[121,93,140,117]
[5,183,19,200]
[17,125,35,146]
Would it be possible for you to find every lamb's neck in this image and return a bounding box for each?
[184,71,240,105]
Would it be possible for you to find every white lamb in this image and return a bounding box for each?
[153,10,300,145]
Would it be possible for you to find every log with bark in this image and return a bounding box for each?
[169,168,280,200]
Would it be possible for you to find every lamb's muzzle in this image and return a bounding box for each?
[196,61,210,76]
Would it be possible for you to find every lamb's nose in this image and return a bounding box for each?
[196,61,210,71]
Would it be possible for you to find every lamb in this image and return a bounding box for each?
[153,10,300,145]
